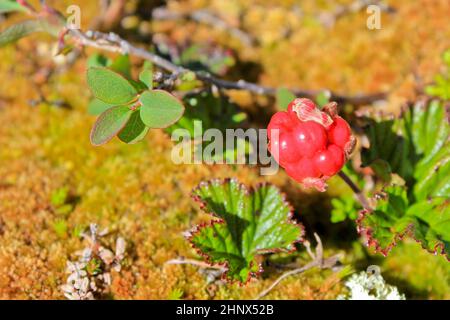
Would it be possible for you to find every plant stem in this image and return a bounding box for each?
[338,171,371,210]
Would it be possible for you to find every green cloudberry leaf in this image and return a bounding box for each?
[118,110,149,144]
[139,90,185,128]
[90,105,132,146]
[357,185,449,260]
[87,67,137,105]
[189,179,304,283]
[359,100,449,260]
[361,100,449,201]
[406,198,450,258]
[276,87,296,111]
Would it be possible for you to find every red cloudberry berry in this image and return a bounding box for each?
[292,121,327,157]
[314,144,345,176]
[328,117,351,148]
[267,98,355,191]
[270,132,302,165]
[285,157,321,182]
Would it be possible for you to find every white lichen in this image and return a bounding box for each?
[338,270,405,300]
[61,223,126,300]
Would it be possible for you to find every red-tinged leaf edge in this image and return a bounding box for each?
[187,178,305,285]
[356,208,414,257]
[89,106,132,146]
[356,196,450,262]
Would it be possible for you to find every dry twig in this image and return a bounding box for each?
[255,233,341,300]
[165,258,226,271]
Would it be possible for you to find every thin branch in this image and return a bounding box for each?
[303,240,316,260]
[152,7,256,47]
[68,29,386,106]
[165,258,226,271]
[338,171,371,210]
[255,233,340,300]
[255,260,319,300]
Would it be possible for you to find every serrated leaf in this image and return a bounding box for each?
[139,90,185,128]
[357,185,410,254]
[0,20,45,47]
[90,105,132,146]
[189,179,304,283]
[88,99,114,115]
[407,198,450,258]
[276,88,296,110]
[87,67,137,105]
[0,0,28,13]
[361,100,450,201]
[118,111,149,144]
[357,185,450,260]
[359,100,450,260]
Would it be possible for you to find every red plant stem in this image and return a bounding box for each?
[338,171,371,210]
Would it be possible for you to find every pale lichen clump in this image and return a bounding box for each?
[338,271,405,300]
[61,224,125,300]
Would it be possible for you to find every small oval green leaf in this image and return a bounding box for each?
[139,90,185,128]
[88,98,114,115]
[139,69,153,89]
[0,20,44,47]
[87,67,137,105]
[139,61,153,89]
[118,111,149,144]
[0,0,28,13]
[87,54,110,68]
[110,54,131,78]
[90,105,133,146]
